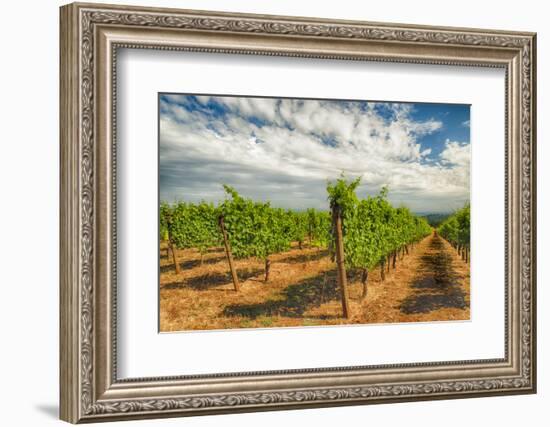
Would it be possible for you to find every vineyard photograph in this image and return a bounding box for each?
[158,94,471,332]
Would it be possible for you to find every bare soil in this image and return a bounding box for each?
[159,233,470,332]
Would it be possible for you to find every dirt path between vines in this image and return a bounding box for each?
[357,232,470,324]
[160,232,470,331]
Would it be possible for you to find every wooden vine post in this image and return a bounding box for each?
[361,269,369,300]
[218,215,240,292]
[265,258,271,282]
[380,259,386,281]
[165,213,181,275]
[168,240,181,274]
[333,206,351,319]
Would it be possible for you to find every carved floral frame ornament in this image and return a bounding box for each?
[60,2,537,423]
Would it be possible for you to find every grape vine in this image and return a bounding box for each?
[327,175,432,313]
[160,180,435,315]
[437,203,470,262]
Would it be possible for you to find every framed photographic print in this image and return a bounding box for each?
[60,2,537,423]
[157,93,472,331]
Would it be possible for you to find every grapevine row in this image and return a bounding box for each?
[161,180,433,319]
[160,186,329,287]
[327,176,432,317]
[437,203,470,263]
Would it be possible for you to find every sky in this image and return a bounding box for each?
[159,94,470,214]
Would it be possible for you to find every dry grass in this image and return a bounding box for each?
[159,234,470,332]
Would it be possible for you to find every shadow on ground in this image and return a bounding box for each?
[223,269,342,319]
[399,235,467,314]
[162,268,263,290]
[277,249,330,265]
[160,254,226,273]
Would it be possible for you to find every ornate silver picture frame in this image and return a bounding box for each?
[60,2,536,423]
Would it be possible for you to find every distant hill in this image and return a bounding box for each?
[419,213,451,227]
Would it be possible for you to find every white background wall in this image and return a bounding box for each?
[0,0,545,426]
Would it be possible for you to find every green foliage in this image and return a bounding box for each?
[160,186,332,263]
[219,186,292,260]
[159,202,170,241]
[306,208,331,248]
[283,210,308,247]
[160,178,434,272]
[326,176,432,271]
[343,197,386,270]
[438,203,470,248]
[167,201,221,256]
[326,174,361,215]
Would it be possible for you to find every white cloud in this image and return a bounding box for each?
[440,139,470,168]
[159,96,469,213]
